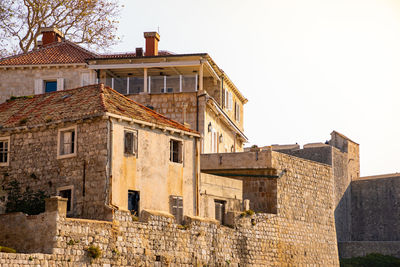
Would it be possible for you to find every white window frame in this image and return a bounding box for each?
[34,77,64,94]
[170,139,183,164]
[124,129,138,157]
[57,125,77,159]
[0,136,10,167]
[57,185,74,214]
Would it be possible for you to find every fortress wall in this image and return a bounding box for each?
[0,151,340,266]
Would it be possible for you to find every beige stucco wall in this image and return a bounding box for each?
[0,66,96,103]
[203,104,243,153]
[199,173,242,219]
[110,119,197,217]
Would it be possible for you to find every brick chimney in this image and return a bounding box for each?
[144,32,160,56]
[40,27,64,46]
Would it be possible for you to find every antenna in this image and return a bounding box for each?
[157,26,160,34]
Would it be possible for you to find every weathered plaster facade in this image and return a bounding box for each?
[0,66,96,103]
[111,119,198,217]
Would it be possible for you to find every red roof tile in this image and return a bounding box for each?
[96,50,174,59]
[0,41,97,66]
[0,84,196,134]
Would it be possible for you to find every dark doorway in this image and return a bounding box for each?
[128,190,140,216]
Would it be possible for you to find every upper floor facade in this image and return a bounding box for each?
[0,28,248,153]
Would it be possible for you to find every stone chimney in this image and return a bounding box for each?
[40,27,64,46]
[144,32,160,56]
[136,47,144,57]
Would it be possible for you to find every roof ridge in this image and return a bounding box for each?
[98,84,108,112]
[63,40,98,57]
[0,40,98,64]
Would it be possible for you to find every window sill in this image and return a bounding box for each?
[169,161,183,165]
[57,153,77,160]
[124,153,137,158]
[0,162,9,167]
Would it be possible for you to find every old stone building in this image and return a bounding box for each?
[0,84,202,221]
[0,28,247,154]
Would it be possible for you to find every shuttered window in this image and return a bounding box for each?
[215,200,226,224]
[124,130,138,156]
[235,102,240,122]
[170,196,183,224]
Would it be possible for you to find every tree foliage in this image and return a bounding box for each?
[0,0,121,56]
[4,180,49,215]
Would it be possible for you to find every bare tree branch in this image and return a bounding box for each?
[0,0,121,56]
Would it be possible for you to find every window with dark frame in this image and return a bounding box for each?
[0,140,9,164]
[45,81,57,93]
[60,129,75,155]
[214,200,226,224]
[170,139,183,163]
[170,195,183,224]
[124,130,137,155]
[58,189,72,212]
[128,190,140,216]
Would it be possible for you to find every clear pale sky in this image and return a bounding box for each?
[114,0,400,176]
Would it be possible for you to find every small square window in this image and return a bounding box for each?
[0,137,10,166]
[170,139,183,163]
[124,130,137,156]
[58,126,77,159]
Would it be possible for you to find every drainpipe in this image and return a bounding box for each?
[195,136,201,216]
[105,117,113,208]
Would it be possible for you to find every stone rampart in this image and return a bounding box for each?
[0,151,340,266]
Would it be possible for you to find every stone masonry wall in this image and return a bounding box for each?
[0,119,110,220]
[0,151,340,266]
[128,92,199,130]
[351,176,400,241]
[0,66,90,103]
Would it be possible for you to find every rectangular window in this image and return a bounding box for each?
[128,190,140,216]
[170,195,183,224]
[170,139,183,163]
[58,126,77,159]
[45,81,57,93]
[57,186,74,214]
[124,130,137,156]
[214,200,226,224]
[0,137,10,166]
[235,102,240,122]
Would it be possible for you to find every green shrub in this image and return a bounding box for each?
[87,245,102,259]
[0,246,16,253]
[340,253,400,267]
[4,180,49,215]
[240,209,255,218]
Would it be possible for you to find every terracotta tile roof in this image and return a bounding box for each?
[0,41,97,66]
[96,50,174,59]
[0,84,197,134]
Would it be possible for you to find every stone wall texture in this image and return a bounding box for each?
[0,67,92,103]
[351,176,400,241]
[0,150,340,266]
[0,119,111,220]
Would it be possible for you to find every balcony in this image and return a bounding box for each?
[100,75,198,95]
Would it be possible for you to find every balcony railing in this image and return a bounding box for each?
[101,75,198,95]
